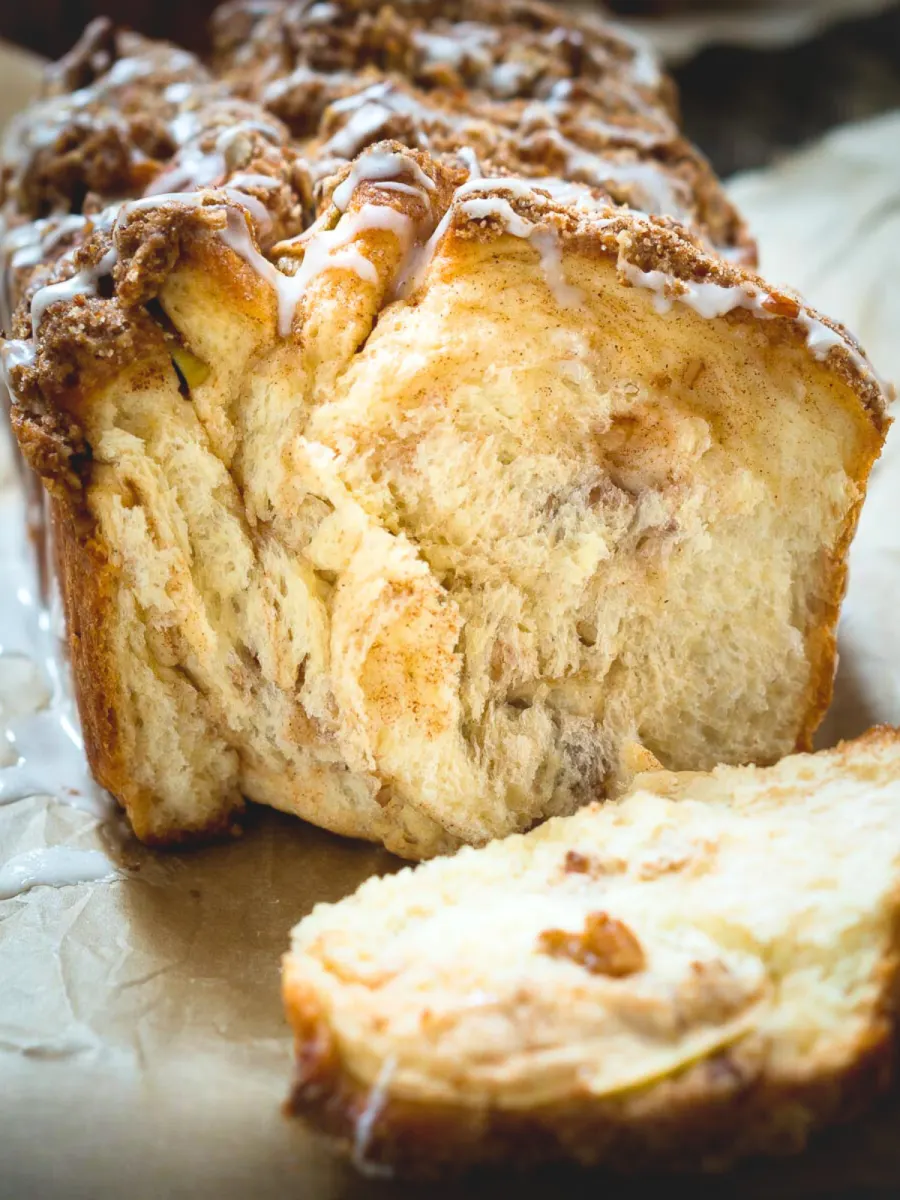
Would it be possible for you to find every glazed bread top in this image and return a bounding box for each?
[211,0,749,256]
[0,5,888,495]
[0,2,749,260]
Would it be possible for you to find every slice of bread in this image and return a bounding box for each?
[284,729,900,1176]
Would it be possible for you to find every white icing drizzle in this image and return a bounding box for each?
[1,338,36,383]
[490,61,533,98]
[325,105,399,160]
[798,313,853,360]
[0,215,88,335]
[530,229,586,307]
[164,81,194,105]
[393,176,584,307]
[167,109,204,146]
[615,26,663,89]
[217,120,283,149]
[455,175,546,203]
[0,847,119,901]
[30,246,117,337]
[352,1055,397,1178]
[120,186,269,235]
[459,196,532,238]
[619,260,768,319]
[393,207,454,299]
[222,188,274,234]
[0,708,111,814]
[260,63,355,107]
[526,177,613,212]
[226,172,282,192]
[331,150,436,213]
[618,247,885,385]
[595,159,686,218]
[369,181,425,199]
[458,193,584,307]
[581,117,672,149]
[224,202,418,335]
[3,215,87,275]
[412,24,498,71]
[540,130,687,221]
[0,468,114,820]
[457,147,482,179]
[305,2,339,24]
[144,141,226,196]
[323,83,434,158]
[546,79,573,102]
[393,175,539,298]
[146,119,284,199]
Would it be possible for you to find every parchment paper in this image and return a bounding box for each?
[2,45,900,1198]
[614,0,898,64]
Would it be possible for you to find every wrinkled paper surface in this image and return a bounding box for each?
[2,42,900,1196]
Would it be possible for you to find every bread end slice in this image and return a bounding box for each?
[284,729,900,1176]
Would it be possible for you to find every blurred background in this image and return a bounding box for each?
[0,0,898,176]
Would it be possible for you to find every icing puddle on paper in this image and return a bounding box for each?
[0,430,118,902]
[0,846,120,901]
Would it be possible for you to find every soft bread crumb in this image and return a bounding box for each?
[283,729,900,1176]
[22,207,885,853]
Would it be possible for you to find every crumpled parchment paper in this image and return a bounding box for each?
[2,69,900,1200]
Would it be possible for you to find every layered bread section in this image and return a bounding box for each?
[284,729,900,1174]
[2,145,888,853]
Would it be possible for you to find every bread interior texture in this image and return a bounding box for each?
[282,731,900,1172]
[75,231,877,854]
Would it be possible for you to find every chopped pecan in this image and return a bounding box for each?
[538,911,645,977]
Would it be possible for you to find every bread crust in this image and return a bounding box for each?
[50,495,246,844]
[284,974,898,1178]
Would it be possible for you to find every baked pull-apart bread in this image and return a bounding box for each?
[285,729,900,1175]
[0,4,890,854]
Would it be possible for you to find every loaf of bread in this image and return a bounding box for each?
[284,728,900,1175]
[0,3,890,854]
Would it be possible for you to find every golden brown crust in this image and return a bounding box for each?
[50,495,245,844]
[283,955,899,1178]
[795,450,879,752]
